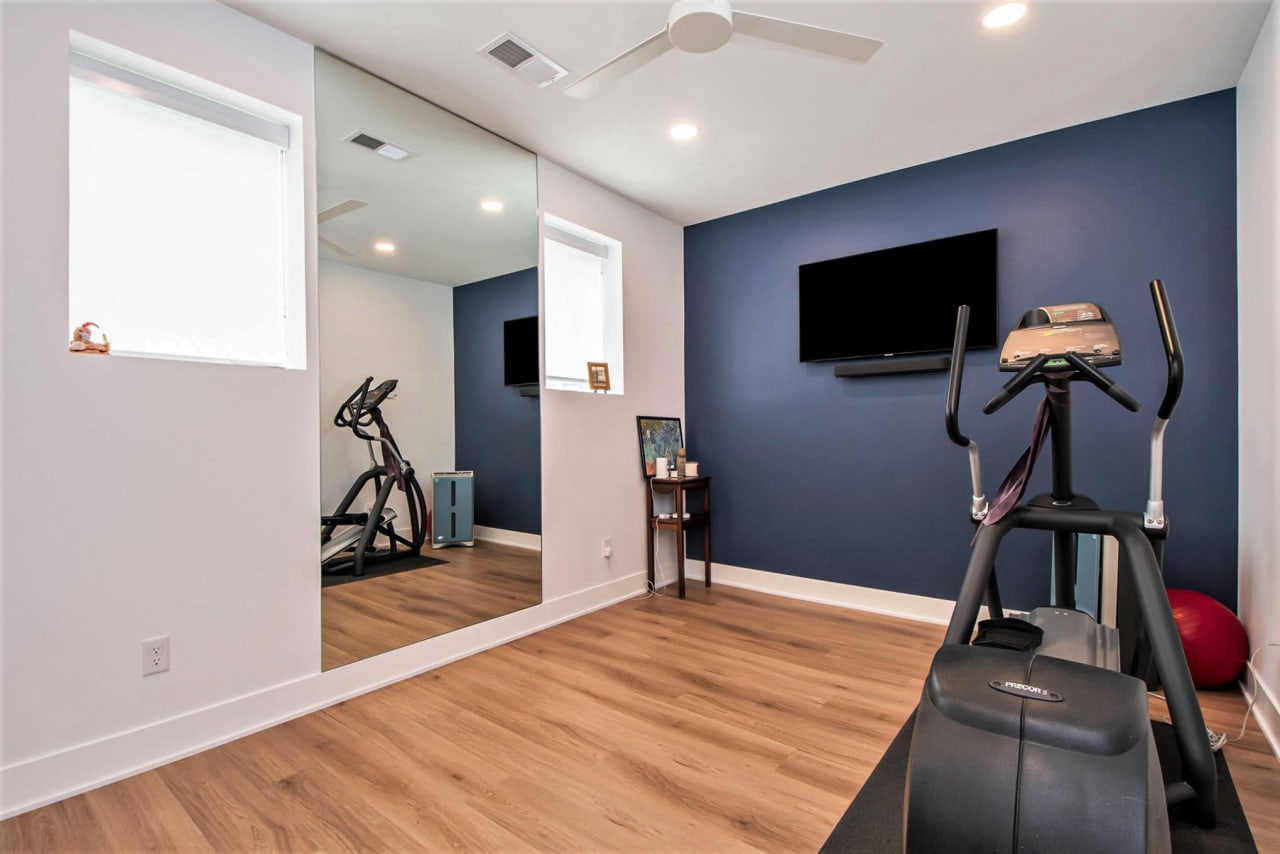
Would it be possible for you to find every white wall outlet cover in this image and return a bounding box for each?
[142,635,170,676]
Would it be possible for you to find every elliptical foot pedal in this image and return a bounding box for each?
[973,617,1044,652]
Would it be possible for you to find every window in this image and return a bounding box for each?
[543,214,623,393]
[68,44,304,368]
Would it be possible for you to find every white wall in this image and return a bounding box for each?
[1236,2,1280,756]
[0,16,685,811]
[1,0,319,768]
[537,158,686,601]
[319,259,455,525]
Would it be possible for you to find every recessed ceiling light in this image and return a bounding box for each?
[480,198,505,213]
[374,241,396,254]
[668,122,699,142]
[983,2,1027,29]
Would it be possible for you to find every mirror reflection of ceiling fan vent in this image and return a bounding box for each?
[479,32,568,89]
[346,131,414,161]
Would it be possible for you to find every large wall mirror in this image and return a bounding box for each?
[315,52,541,671]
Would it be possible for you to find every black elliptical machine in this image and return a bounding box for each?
[321,377,428,577]
[904,281,1216,852]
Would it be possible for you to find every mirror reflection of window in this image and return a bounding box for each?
[544,214,624,393]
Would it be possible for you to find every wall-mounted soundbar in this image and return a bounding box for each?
[834,355,951,377]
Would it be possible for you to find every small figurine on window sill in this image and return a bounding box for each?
[69,321,110,354]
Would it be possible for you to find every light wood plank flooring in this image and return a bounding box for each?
[4,586,1277,852]
[322,540,542,670]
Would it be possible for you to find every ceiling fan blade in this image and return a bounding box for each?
[319,235,355,257]
[563,28,672,100]
[732,11,883,63]
[318,198,368,224]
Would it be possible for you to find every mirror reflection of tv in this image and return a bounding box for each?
[503,315,538,386]
[798,229,998,362]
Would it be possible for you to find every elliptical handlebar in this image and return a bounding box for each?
[948,283,1181,523]
[946,306,972,448]
[334,377,401,444]
[1064,352,1141,412]
[335,377,375,434]
[1145,279,1183,530]
[983,354,1050,415]
[945,305,989,521]
[1150,279,1184,421]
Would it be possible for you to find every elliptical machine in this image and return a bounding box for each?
[904,281,1216,852]
[321,377,428,577]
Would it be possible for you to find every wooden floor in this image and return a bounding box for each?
[1150,690,1280,848]
[4,586,1277,852]
[322,540,542,670]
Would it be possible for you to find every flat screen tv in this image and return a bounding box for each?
[503,315,538,386]
[798,229,998,362]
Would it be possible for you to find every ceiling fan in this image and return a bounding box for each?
[563,0,883,100]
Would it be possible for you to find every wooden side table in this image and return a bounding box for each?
[646,475,711,599]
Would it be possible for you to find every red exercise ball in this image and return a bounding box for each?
[1166,588,1249,689]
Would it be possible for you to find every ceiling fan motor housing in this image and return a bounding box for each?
[668,0,734,53]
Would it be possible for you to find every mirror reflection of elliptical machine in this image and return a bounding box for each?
[321,377,428,577]
[904,281,1216,853]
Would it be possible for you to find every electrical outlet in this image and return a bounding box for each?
[142,635,170,676]
[601,536,613,559]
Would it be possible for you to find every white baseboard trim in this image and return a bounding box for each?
[0,572,646,820]
[1242,661,1280,759]
[474,525,542,551]
[682,561,979,626]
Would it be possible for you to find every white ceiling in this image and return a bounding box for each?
[314,52,538,286]
[231,1,1271,227]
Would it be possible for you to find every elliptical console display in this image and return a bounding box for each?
[999,302,1123,370]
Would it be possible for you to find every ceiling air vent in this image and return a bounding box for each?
[480,33,568,89]
[345,131,414,161]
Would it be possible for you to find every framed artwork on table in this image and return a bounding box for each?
[636,416,683,477]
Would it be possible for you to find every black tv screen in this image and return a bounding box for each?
[798,229,998,362]
[503,315,538,386]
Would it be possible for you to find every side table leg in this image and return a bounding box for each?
[704,521,711,588]
[645,482,655,593]
[676,487,686,598]
[647,520,654,592]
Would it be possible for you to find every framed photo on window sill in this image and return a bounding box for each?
[587,361,611,391]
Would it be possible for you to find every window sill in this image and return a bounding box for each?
[74,348,300,370]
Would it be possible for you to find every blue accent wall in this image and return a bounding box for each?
[454,267,541,534]
[684,91,1238,609]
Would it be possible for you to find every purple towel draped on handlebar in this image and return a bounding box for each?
[975,376,1071,543]
[371,409,407,490]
